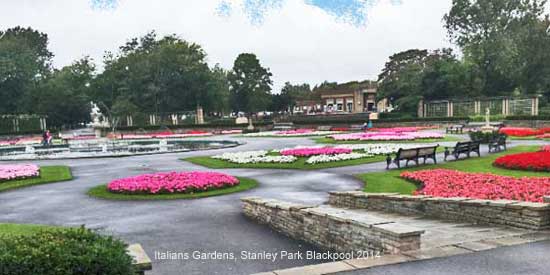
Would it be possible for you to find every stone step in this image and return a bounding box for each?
[242,197,425,255]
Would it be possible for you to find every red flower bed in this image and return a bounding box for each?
[401,169,550,202]
[494,151,550,172]
[498,127,543,137]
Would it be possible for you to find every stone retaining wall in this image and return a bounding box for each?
[242,197,423,254]
[329,192,550,230]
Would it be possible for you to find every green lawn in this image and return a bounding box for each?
[313,135,463,145]
[0,223,66,236]
[0,166,72,193]
[87,177,259,201]
[356,146,544,195]
[185,155,389,170]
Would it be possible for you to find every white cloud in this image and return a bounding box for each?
[2,0,456,91]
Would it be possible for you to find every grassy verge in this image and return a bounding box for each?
[0,166,72,193]
[313,136,463,145]
[0,223,66,236]
[356,146,543,195]
[508,136,550,141]
[87,177,258,201]
[184,155,389,170]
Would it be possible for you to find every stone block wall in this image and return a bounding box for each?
[329,192,550,230]
[242,197,423,255]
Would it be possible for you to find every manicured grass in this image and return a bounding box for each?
[0,223,66,236]
[184,155,389,170]
[356,146,543,195]
[87,177,259,201]
[509,136,549,141]
[0,166,72,193]
[313,136,463,145]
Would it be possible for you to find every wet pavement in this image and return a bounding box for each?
[0,135,546,275]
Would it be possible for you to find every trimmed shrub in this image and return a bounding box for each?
[0,227,135,275]
[469,131,504,144]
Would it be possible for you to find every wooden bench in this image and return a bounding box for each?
[386,145,439,169]
[446,124,464,134]
[444,141,480,161]
[488,135,507,153]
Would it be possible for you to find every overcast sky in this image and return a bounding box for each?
[1,0,458,91]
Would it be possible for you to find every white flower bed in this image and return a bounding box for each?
[212,151,297,164]
[306,153,373,164]
[243,131,339,137]
[334,144,422,155]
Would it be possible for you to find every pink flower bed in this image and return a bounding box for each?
[330,131,443,141]
[117,132,213,140]
[0,164,40,182]
[368,127,422,133]
[275,129,314,136]
[280,147,352,157]
[542,145,550,153]
[401,169,550,203]
[107,171,240,194]
[0,137,42,146]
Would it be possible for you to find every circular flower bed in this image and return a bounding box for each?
[107,171,240,194]
[402,169,550,202]
[494,151,550,172]
[0,164,40,182]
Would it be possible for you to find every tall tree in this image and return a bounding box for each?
[91,32,215,120]
[444,0,548,95]
[0,27,52,114]
[377,49,456,114]
[228,53,273,114]
[32,58,94,128]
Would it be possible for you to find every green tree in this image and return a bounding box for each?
[32,58,94,128]
[91,32,217,125]
[0,27,52,114]
[444,0,547,96]
[272,82,312,112]
[228,53,273,114]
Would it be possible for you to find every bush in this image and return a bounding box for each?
[506,115,550,121]
[289,114,469,125]
[0,227,135,275]
[469,131,504,144]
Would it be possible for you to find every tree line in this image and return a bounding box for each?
[377,0,550,115]
[0,29,277,129]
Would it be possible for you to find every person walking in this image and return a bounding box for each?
[45,130,52,146]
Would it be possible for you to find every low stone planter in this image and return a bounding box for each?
[241,197,424,255]
[128,244,152,275]
[329,192,550,230]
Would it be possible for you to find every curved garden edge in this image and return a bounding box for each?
[312,136,463,145]
[354,145,543,195]
[0,166,73,193]
[86,177,259,201]
[182,155,388,170]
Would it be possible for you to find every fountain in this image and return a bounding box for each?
[481,108,496,133]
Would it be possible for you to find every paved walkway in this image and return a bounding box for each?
[0,135,547,275]
[336,240,550,275]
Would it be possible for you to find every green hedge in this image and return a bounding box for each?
[0,227,135,275]
[505,115,550,121]
[117,120,273,131]
[289,115,469,125]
